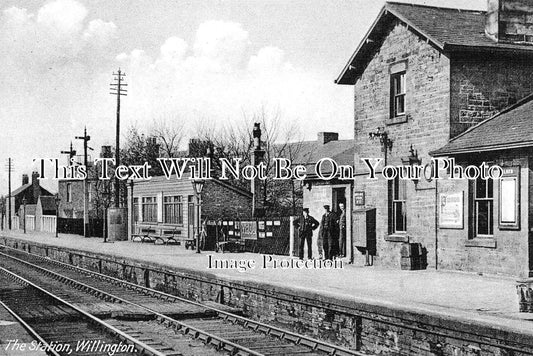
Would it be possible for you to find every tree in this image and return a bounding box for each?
[193,108,305,217]
[151,117,185,158]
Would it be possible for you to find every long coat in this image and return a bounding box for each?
[319,212,338,240]
[294,215,319,237]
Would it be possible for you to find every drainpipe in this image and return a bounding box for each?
[435,178,439,270]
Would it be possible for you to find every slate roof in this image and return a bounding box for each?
[11,183,32,196]
[337,2,533,84]
[281,139,355,177]
[39,196,58,213]
[11,183,53,197]
[431,94,533,156]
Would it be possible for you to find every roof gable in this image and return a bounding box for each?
[336,2,533,85]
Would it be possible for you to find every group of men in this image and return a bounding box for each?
[293,203,347,260]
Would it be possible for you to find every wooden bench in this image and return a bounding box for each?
[151,228,181,245]
[132,227,156,243]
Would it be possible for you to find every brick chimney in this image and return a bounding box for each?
[486,0,533,43]
[317,132,339,144]
[22,174,29,185]
[100,145,112,158]
[31,171,40,203]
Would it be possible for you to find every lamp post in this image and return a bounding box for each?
[22,197,26,234]
[54,194,60,238]
[192,179,205,254]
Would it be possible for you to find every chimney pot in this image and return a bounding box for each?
[486,0,533,43]
[22,174,29,185]
[318,132,339,144]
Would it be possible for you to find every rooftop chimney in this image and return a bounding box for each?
[318,132,339,144]
[100,145,112,158]
[486,0,533,43]
[22,174,29,186]
[31,171,40,204]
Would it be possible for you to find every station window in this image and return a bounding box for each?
[141,197,157,223]
[66,183,72,203]
[390,176,407,233]
[163,196,183,224]
[133,198,139,222]
[390,71,406,118]
[473,177,494,237]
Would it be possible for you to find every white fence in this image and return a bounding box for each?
[26,215,35,231]
[40,215,56,233]
[11,216,20,230]
[1,214,56,234]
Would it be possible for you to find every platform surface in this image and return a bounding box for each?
[2,229,533,335]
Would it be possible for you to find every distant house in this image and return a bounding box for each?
[128,176,253,241]
[296,132,355,259]
[9,172,53,218]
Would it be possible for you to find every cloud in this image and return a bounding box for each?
[116,21,352,140]
[37,0,88,34]
[193,20,249,72]
[0,0,119,192]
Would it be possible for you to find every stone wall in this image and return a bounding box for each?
[2,238,532,355]
[351,20,450,269]
[450,54,533,138]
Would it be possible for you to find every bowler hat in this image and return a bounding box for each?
[303,208,309,213]
[323,204,330,210]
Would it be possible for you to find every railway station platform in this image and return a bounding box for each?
[1,229,532,354]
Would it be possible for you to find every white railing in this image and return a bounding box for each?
[40,215,56,233]
[26,215,35,231]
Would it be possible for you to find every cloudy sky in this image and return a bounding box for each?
[0,0,484,193]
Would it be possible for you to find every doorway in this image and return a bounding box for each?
[332,187,346,213]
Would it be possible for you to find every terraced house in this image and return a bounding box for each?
[337,0,533,276]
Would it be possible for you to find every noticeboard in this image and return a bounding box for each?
[438,192,464,229]
[240,221,257,240]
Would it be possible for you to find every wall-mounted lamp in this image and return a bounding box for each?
[402,144,422,186]
[369,127,393,152]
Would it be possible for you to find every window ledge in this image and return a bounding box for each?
[385,234,409,243]
[465,238,496,249]
[386,115,408,125]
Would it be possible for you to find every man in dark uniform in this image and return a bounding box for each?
[319,205,337,260]
[337,203,347,257]
[293,208,319,260]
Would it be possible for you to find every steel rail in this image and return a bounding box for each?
[0,251,265,356]
[0,300,61,356]
[0,247,365,356]
[0,266,167,356]
[7,245,533,356]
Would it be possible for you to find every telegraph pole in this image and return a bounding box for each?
[4,158,14,230]
[110,69,127,207]
[75,127,92,237]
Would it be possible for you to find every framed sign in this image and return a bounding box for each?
[499,166,520,230]
[354,191,365,205]
[240,221,257,240]
[439,192,464,229]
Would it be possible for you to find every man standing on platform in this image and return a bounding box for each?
[293,208,319,260]
[337,203,347,257]
[319,205,336,260]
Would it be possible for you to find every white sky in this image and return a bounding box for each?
[0,0,485,193]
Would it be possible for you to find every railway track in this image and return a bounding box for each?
[0,246,367,356]
[0,267,172,356]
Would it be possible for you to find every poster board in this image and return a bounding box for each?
[438,192,464,229]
